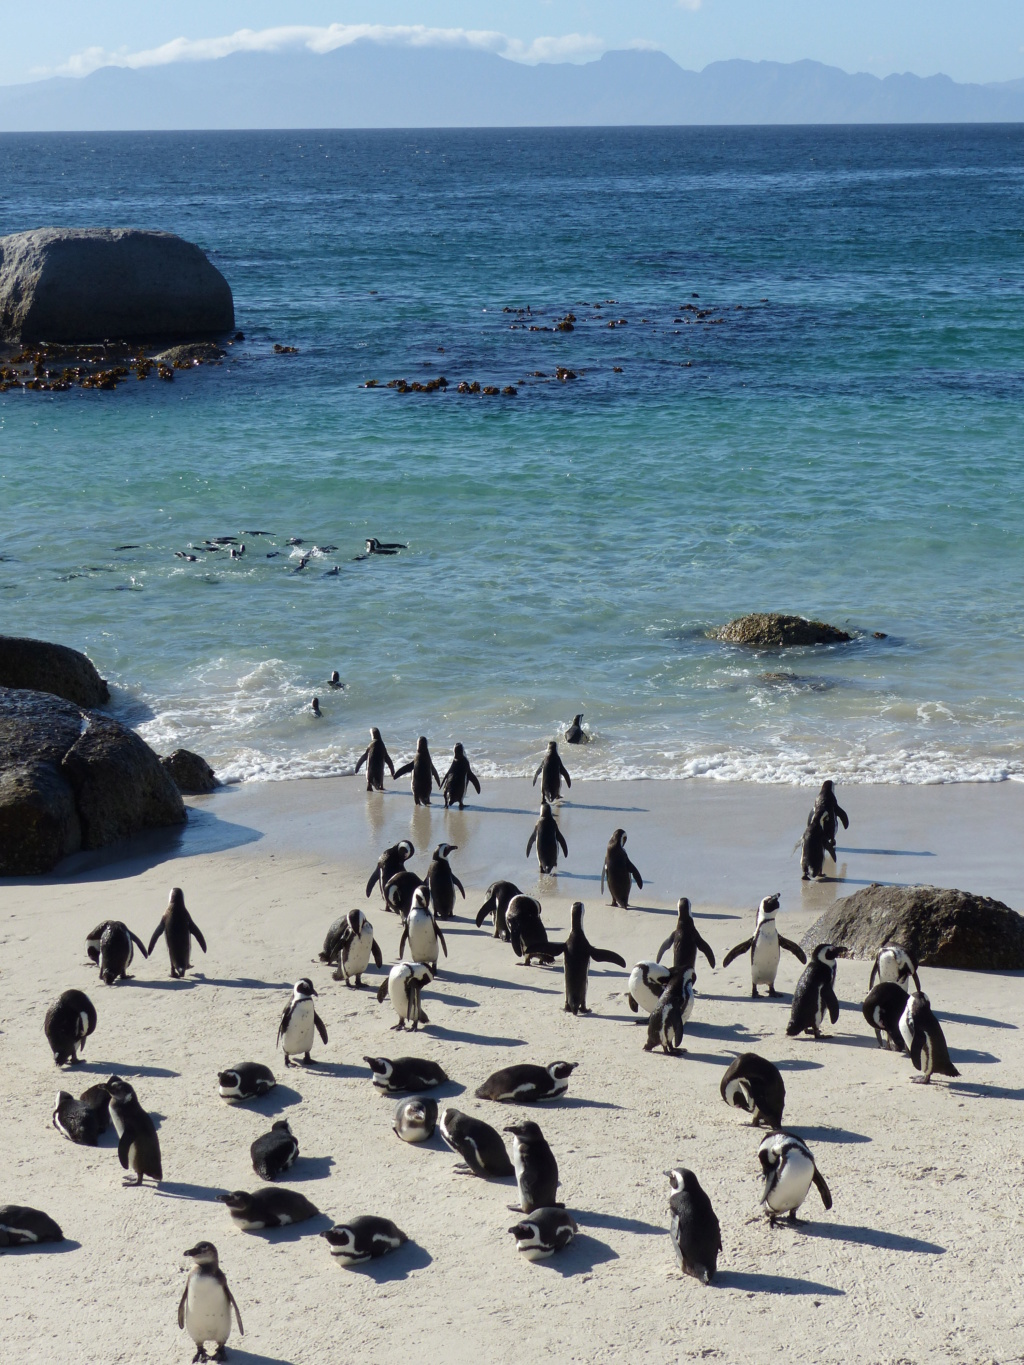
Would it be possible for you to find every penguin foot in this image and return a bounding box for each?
[911,1075,931,1084]
[750,987,760,998]
[211,1349,227,1363]
[303,1053,316,1065]
[192,1349,206,1364]
[390,1022,405,1031]
[768,986,781,998]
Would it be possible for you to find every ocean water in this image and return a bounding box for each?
[1,124,1023,785]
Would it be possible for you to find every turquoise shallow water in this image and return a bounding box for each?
[1,125,1023,783]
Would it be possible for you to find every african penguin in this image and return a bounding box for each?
[250,1121,299,1181]
[179,1241,244,1363]
[44,989,97,1066]
[557,901,626,1015]
[393,736,442,805]
[354,726,395,791]
[869,944,922,993]
[475,880,521,939]
[52,1085,111,1146]
[377,962,434,1030]
[365,840,414,900]
[533,740,572,803]
[644,969,695,1055]
[719,1053,786,1129]
[441,742,480,809]
[384,869,426,922]
[786,944,847,1039]
[321,909,382,986]
[439,1108,514,1177]
[722,894,806,998]
[399,886,449,972]
[757,1131,832,1224]
[0,1206,64,1247]
[426,843,465,921]
[147,888,207,979]
[505,1120,561,1213]
[86,920,149,984]
[475,1061,577,1104]
[321,1216,407,1265]
[900,992,960,1083]
[393,1096,438,1143]
[601,829,643,908]
[526,802,568,874]
[218,1187,319,1231]
[564,713,588,745]
[277,979,329,1066]
[667,1168,721,1283]
[106,1076,162,1186]
[364,1055,448,1092]
[508,1207,578,1260]
[218,1063,276,1102]
[862,982,910,1051]
[505,895,560,966]
[657,897,715,972]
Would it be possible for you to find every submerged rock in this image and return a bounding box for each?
[161,748,218,795]
[0,636,109,707]
[712,613,852,647]
[153,341,225,366]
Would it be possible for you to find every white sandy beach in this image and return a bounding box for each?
[2,776,1022,1365]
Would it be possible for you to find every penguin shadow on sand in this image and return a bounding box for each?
[425,1024,527,1048]
[441,967,560,998]
[341,1239,433,1282]
[714,1269,845,1297]
[949,1079,1024,1102]
[284,1154,335,1182]
[557,800,648,815]
[774,1058,824,1072]
[247,1211,334,1244]
[78,1060,178,1080]
[1,1238,83,1256]
[789,1124,872,1145]
[210,1351,294,1365]
[796,1222,945,1256]
[297,1060,366,1081]
[520,1226,619,1277]
[243,1085,303,1116]
[155,1180,230,1204]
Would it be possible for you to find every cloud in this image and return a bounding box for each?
[677,0,702,10]
[47,24,609,78]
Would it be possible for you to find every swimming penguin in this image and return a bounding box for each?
[310,697,321,717]
[719,1053,786,1128]
[862,982,910,1051]
[376,962,434,1031]
[277,978,329,1066]
[869,944,922,993]
[394,737,442,805]
[475,880,521,939]
[644,969,695,1055]
[439,1107,514,1177]
[601,829,643,908]
[321,1216,408,1265]
[44,989,97,1065]
[399,886,449,970]
[564,713,588,745]
[218,1063,276,1102]
[475,1061,577,1103]
[722,894,806,998]
[0,1206,64,1248]
[558,901,627,1015]
[52,1085,111,1146]
[363,1055,448,1092]
[106,1076,162,1186]
[320,909,383,987]
[900,991,960,1083]
[508,1207,578,1260]
[426,843,465,920]
[327,670,344,689]
[800,817,829,880]
[441,742,480,809]
[626,961,672,1016]
[533,741,572,803]
[393,1096,438,1143]
[365,537,408,554]
[812,779,849,856]
[757,1131,832,1224]
[354,727,395,791]
[384,869,426,921]
[365,840,415,900]
[657,897,716,972]
[505,895,560,966]
[147,888,207,979]
[527,802,567,874]
[786,944,847,1039]
[219,1188,319,1231]
[506,1120,560,1213]
[179,1241,244,1363]
[250,1121,299,1181]
[667,1168,721,1284]
[86,920,149,984]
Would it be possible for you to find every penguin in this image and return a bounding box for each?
[601,829,643,908]
[565,713,588,745]
[869,944,922,993]
[557,901,626,1015]
[863,982,909,1051]
[532,740,572,802]
[218,1063,276,1102]
[900,991,960,1083]
[44,989,97,1065]
[384,869,426,921]
[365,839,414,900]
[505,895,560,966]
[800,818,829,880]
[394,736,442,805]
[85,920,149,983]
[377,962,434,1031]
[320,910,382,987]
[508,1208,578,1260]
[321,1216,407,1265]
[327,670,344,689]
[475,1061,577,1103]
[393,1096,438,1143]
[526,801,567,874]
[0,1206,64,1248]
[475,880,521,939]
[147,888,207,979]
[105,1076,162,1186]
[250,1121,299,1180]
[52,1085,111,1146]
[365,537,408,554]
[179,1241,243,1363]
[666,1168,721,1284]
[218,1188,319,1231]
[427,843,465,921]
[310,697,321,717]
[812,779,849,855]
[722,894,806,998]
[363,1055,448,1092]
[399,886,448,970]
[644,969,695,1055]
[439,1108,514,1177]
[354,726,395,791]
[506,1120,560,1213]
[719,1053,786,1128]
[626,961,672,1016]
[757,1131,832,1224]
[441,742,480,809]
[657,897,715,973]
[786,944,847,1039]
[277,978,329,1066]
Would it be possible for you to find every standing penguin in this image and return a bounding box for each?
[719,1053,786,1129]
[757,1131,832,1224]
[365,840,415,900]
[863,982,910,1051]
[320,909,382,987]
[505,895,561,966]
[657,897,715,973]
[86,920,149,984]
[505,1120,560,1213]
[626,961,672,1016]
[526,802,568,874]
[384,869,426,921]
[667,1168,721,1284]
[147,888,207,979]
[786,944,847,1039]
[800,818,829,880]
[644,969,695,1055]
[106,1077,162,1186]
[475,880,521,939]
[377,961,434,1030]
[900,992,960,1083]
[354,726,395,792]
[441,742,480,809]
[44,989,97,1066]
[722,894,806,998]
[426,843,465,921]
[601,829,643,908]
[277,979,329,1066]
[399,885,448,971]
[869,944,922,993]
[557,901,626,1015]
[565,713,588,745]
[533,741,572,803]
[394,737,442,805]
[179,1241,243,1363]
[812,779,849,856]
[439,1108,514,1178]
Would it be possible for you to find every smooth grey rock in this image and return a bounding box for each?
[153,341,225,365]
[0,636,109,707]
[161,748,218,794]
[711,613,852,647]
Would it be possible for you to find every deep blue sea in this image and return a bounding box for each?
[1,125,1023,784]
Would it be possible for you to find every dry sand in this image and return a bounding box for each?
[2,777,1023,1365]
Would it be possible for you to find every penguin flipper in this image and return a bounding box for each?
[277,1005,292,1045]
[394,761,414,779]
[129,931,150,959]
[371,939,383,967]
[912,970,922,993]
[436,927,448,958]
[722,939,752,968]
[837,806,849,829]
[778,937,807,964]
[812,1168,833,1210]
[556,829,569,857]
[475,901,493,928]
[354,749,368,773]
[453,874,465,897]
[526,830,537,857]
[314,1012,329,1045]
[627,994,638,1013]
[590,948,627,968]
[226,1286,244,1336]
[117,1131,131,1170]
[656,935,673,963]
[532,766,542,786]
[628,861,643,888]
[147,922,166,956]
[824,984,840,1025]
[365,869,379,898]
[399,928,409,957]
[909,1030,925,1072]
[868,961,879,988]
[377,979,390,1004]
[509,929,524,957]
[600,865,606,895]
[469,771,481,794]
[546,942,567,958]
[431,764,441,787]
[178,1284,188,1330]
[189,919,207,954]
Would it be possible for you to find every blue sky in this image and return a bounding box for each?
[4,1,1024,88]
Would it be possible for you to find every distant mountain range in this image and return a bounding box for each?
[3,45,1024,131]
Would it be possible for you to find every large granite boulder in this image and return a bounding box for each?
[0,687,185,875]
[0,228,234,344]
[161,748,218,795]
[0,636,109,707]
[802,883,1024,971]
[711,613,852,647]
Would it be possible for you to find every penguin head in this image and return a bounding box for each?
[539,801,551,816]
[370,726,381,740]
[820,779,834,794]
[271,1120,293,1135]
[682,967,696,989]
[664,1167,701,1196]
[433,842,457,860]
[547,1061,578,1081]
[184,1241,220,1267]
[293,978,318,999]
[330,671,340,684]
[570,901,585,928]
[547,740,557,751]
[676,897,692,920]
[757,894,781,920]
[410,885,431,912]
[572,713,584,725]
[311,697,321,714]
[218,1192,252,1212]
[813,943,847,966]
[363,1056,392,1079]
[411,962,435,984]
[503,1119,542,1142]
[168,887,186,911]
[321,1224,359,1256]
[396,840,414,860]
[217,1069,241,1091]
[366,539,378,552]
[104,1076,136,1105]
[453,742,465,756]
[507,1218,544,1252]
[416,735,429,751]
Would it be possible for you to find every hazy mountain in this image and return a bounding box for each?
[2,45,1024,131]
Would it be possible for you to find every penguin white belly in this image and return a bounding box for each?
[751,926,781,986]
[628,963,668,1014]
[899,1002,914,1053]
[344,929,373,978]
[680,986,695,1024]
[389,972,411,1018]
[406,913,439,966]
[186,1277,231,1346]
[766,1152,814,1213]
[282,1000,315,1055]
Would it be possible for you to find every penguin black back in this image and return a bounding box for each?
[667,1168,721,1284]
[559,901,626,1015]
[148,888,207,978]
[657,898,715,972]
